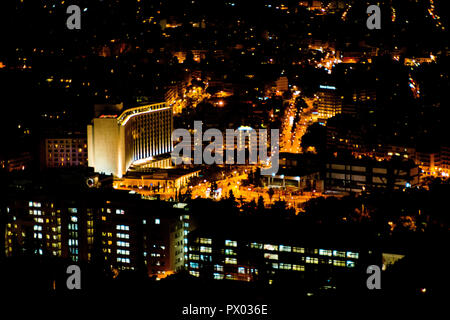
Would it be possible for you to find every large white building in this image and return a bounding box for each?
[88,102,173,177]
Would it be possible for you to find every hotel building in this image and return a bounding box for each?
[88,102,173,177]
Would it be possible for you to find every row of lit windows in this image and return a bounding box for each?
[117,241,130,247]
[250,242,359,259]
[29,202,41,208]
[225,257,237,264]
[319,249,359,259]
[194,242,358,261]
[196,236,212,246]
[29,209,42,216]
[200,246,212,253]
[225,240,237,247]
[189,254,211,262]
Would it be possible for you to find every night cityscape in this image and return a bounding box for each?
[0,0,449,315]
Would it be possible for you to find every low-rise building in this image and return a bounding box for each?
[325,156,420,192]
[187,217,378,285]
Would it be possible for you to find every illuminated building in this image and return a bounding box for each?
[2,179,191,276]
[113,169,201,196]
[275,76,289,93]
[416,150,441,176]
[264,172,322,191]
[317,85,342,122]
[87,102,173,177]
[43,136,87,168]
[414,146,450,177]
[187,219,374,284]
[440,146,450,175]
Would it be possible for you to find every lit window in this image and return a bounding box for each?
[293,264,305,271]
[279,263,292,270]
[189,254,199,260]
[333,250,346,258]
[225,240,237,247]
[214,273,224,280]
[319,249,332,256]
[279,245,292,252]
[116,209,125,215]
[293,247,305,253]
[117,241,130,247]
[264,253,278,260]
[306,257,318,264]
[264,244,278,251]
[190,262,199,269]
[200,238,212,245]
[225,249,236,255]
[346,260,356,268]
[225,257,237,264]
[189,271,200,277]
[117,249,130,255]
[333,260,346,267]
[238,267,246,274]
[155,219,160,225]
[250,242,263,249]
[200,246,212,253]
[347,251,359,259]
[214,264,224,272]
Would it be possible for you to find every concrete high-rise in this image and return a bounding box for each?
[88,102,173,177]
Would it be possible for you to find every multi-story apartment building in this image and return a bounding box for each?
[187,217,377,285]
[43,135,88,168]
[2,180,191,278]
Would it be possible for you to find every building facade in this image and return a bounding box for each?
[2,187,190,278]
[325,157,420,192]
[187,222,375,285]
[44,136,88,168]
[317,85,342,122]
[88,102,173,177]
